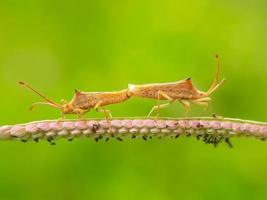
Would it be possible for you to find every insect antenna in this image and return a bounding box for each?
[19,81,62,109]
[29,102,60,111]
[206,54,225,95]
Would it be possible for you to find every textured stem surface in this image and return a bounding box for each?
[1,117,267,146]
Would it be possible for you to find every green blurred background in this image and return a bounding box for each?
[1,0,267,199]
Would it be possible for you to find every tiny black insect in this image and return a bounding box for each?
[225,138,233,148]
[47,137,56,145]
[116,137,123,141]
[33,138,39,143]
[175,134,180,139]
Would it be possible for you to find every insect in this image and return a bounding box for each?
[19,81,131,120]
[127,54,225,118]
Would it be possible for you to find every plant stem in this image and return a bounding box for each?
[1,117,266,146]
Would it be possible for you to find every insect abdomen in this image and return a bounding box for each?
[128,82,197,100]
[94,89,131,106]
[129,84,161,99]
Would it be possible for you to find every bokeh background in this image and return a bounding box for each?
[0,0,267,199]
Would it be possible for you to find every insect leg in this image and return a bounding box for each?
[60,111,66,119]
[97,107,112,119]
[96,107,112,129]
[179,100,190,117]
[157,91,175,119]
[191,97,211,115]
[147,91,174,119]
[158,91,173,101]
[147,102,173,118]
[104,108,112,118]
[73,108,87,119]
[192,101,209,115]
[94,101,112,125]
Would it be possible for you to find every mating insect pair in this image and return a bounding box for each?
[19,55,225,120]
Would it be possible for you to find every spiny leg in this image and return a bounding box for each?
[179,100,190,117]
[147,91,174,119]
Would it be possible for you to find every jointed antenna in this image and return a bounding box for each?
[206,54,225,95]
[19,81,61,108]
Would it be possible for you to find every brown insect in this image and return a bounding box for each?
[127,54,225,118]
[19,55,224,120]
[19,81,131,120]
